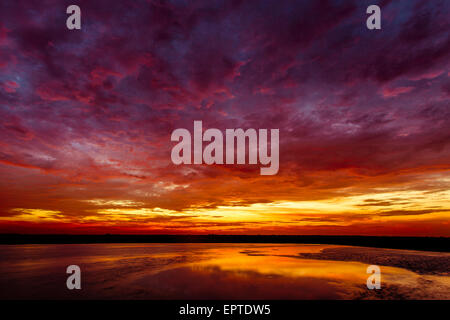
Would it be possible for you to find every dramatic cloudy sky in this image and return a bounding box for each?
[0,0,449,235]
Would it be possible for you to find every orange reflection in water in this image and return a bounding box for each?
[0,243,448,299]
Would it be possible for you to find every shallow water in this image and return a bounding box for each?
[0,243,448,299]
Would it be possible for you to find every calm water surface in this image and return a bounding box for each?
[0,243,448,299]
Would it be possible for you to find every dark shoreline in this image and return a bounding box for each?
[0,234,448,252]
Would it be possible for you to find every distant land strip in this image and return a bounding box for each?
[0,234,449,252]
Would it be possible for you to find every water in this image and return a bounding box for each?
[0,243,448,299]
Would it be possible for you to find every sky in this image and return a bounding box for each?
[0,0,449,236]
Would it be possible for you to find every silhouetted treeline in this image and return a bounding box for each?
[0,234,448,252]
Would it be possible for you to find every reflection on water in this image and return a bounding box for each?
[0,243,448,299]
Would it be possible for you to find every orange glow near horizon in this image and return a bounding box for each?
[1,171,449,236]
[0,1,449,237]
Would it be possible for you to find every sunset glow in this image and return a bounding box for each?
[0,0,449,236]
